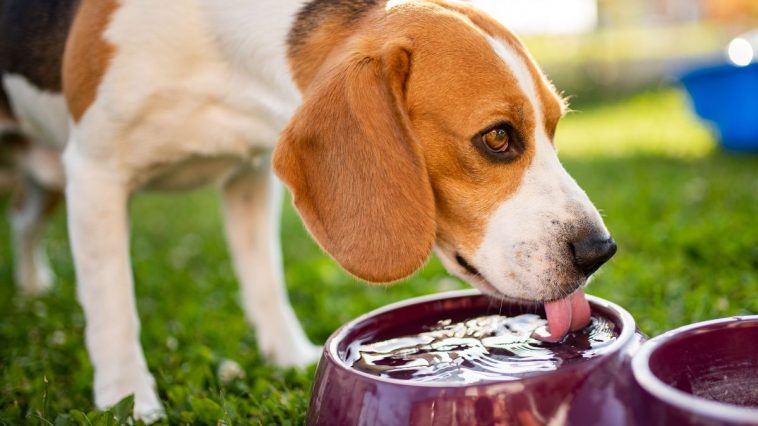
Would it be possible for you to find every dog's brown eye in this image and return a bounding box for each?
[482,128,509,152]
[472,122,521,163]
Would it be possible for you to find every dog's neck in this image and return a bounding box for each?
[198,0,385,94]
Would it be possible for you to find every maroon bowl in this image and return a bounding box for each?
[308,290,645,426]
[632,316,758,426]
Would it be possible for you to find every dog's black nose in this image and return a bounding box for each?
[570,235,617,276]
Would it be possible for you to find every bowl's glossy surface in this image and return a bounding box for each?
[632,316,758,426]
[308,290,646,426]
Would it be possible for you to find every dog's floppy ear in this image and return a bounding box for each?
[273,40,435,283]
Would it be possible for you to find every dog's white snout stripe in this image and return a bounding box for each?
[471,36,609,300]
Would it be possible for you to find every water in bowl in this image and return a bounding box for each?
[347,314,617,384]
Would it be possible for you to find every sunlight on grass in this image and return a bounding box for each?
[556,89,716,157]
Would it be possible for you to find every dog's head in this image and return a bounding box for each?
[274,0,615,303]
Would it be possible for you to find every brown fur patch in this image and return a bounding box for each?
[431,0,566,137]
[62,0,118,122]
[287,1,383,91]
[280,0,565,280]
[288,19,356,90]
[288,0,377,52]
[275,31,436,283]
[395,3,537,257]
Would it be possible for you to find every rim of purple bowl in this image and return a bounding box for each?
[631,315,758,423]
[324,289,637,388]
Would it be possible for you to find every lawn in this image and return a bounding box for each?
[1,88,756,425]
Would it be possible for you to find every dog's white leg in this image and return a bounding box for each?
[63,145,164,422]
[9,175,60,295]
[222,162,321,367]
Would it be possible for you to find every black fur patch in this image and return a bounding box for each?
[287,0,378,53]
[0,0,80,114]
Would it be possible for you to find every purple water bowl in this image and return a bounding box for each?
[632,315,758,426]
[307,289,646,426]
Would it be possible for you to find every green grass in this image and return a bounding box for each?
[1,88,756,425]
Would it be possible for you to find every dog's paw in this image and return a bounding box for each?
[263,340,323,369]
[134,397,166,424]
[254,320,323,369]
[95,369,165,423]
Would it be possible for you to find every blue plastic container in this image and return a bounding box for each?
[679,62,758,152]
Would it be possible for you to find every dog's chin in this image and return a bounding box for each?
[465,272,589,303]
[451,262,589,303]
[435,246,588,303]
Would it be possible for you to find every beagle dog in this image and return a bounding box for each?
[0,0,616,420]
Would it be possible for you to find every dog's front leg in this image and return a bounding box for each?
[63,146,164,422]
[222,162,320,367]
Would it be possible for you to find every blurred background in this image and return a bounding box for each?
[1,0,756,424]
[476,0,758,105]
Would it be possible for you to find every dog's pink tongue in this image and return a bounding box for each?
[536,290,591,342]
[568,290,591,331]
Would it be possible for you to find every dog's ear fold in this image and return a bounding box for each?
[273,40,435,283]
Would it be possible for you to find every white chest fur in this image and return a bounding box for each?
[70,0,307,190]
